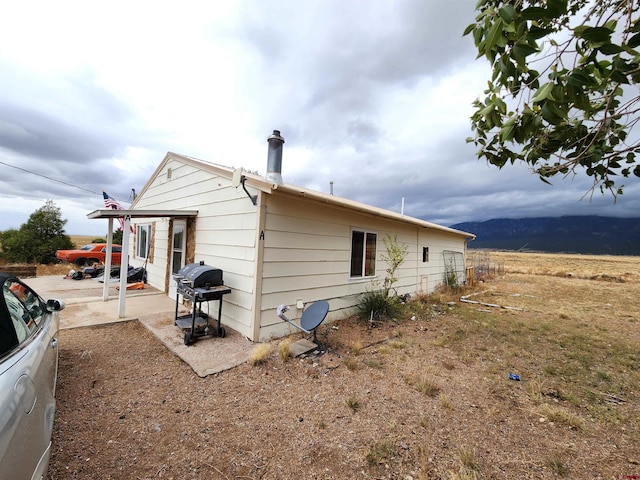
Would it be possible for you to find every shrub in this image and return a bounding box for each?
[356,287,401,321]
[356,234,408,322]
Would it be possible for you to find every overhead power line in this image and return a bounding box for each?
[0,159,102,196]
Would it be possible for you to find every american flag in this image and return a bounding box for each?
[103,191,133,232]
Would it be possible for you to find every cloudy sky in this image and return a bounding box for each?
[1,0,637,236]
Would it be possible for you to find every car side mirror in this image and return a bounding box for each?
[46,299,66,312]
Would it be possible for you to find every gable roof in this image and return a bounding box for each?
[134,152,475,240]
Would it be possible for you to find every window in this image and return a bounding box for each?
[2,280,41,353]
[423,247,429,262]
[136,224,152,259]
[350,230,377,278]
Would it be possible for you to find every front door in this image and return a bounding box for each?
[168,220,186,300]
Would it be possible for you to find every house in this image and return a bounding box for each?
[126,131,475,342]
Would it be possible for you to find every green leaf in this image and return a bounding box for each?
[521,7,548,21]
[546,0,568,16]
[512,43,538,61]
[541,102,567,124]
[599,43,622,55]
[500,123,515,143]
[613,56,635,72]
[463,23,476,37]
[500,116,516,139]
[610,70,630,84]
[575,26,613,43]
[628,33,640,48]
[486,18,504,51]
[567,69,597,87]
[528,26,552,40]
[498,4,517,23]
[532,82,555,102]
[539,175,553,184]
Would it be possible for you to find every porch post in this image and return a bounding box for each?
[118,215,131,318]
[103,219,114,301]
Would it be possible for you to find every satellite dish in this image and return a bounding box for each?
[231,168,243,188]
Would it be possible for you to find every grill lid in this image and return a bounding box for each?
[176,261,223,288]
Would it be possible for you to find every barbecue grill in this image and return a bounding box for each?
[173,261,231,345]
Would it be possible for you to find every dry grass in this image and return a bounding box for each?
[346,396,360,412]
[537,403,584,430]
[484,250,640,283]
[416,377,441,397]
[278,338,292,362]
[343,357,359,371]
[68,234,103,247]
[248,343,272,365]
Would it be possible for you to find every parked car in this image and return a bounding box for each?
[0,273,65,480]
[55,243,122,267]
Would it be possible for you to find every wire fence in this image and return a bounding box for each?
[466,250,505,284]
[443,250,466,287]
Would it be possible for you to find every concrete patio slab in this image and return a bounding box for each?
[23,275,254,376]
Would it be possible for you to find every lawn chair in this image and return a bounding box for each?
[277,300,329,345]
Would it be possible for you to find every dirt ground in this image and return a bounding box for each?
[47,254,640,480]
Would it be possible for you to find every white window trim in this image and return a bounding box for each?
[349,228,377,279]
[136,224,152,259]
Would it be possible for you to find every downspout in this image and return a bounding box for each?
[415,226,420,295]
[251,192,267,342]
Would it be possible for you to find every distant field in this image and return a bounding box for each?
[470,249,639,283]
[68,235,106,248]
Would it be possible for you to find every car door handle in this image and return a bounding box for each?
[51,338,58,349]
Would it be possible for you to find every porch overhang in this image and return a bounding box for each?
[86,209,198,318]
[87,209,198,219]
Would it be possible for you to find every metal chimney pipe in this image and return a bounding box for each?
[266,129,285,185]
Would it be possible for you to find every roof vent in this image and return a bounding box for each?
[265,129,285,185]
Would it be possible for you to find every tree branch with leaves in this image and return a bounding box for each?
[465,0,640,198]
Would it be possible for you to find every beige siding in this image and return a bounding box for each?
[257,192,467,341]
[131,158,259,339]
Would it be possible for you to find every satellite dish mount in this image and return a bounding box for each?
[232,168,257,206]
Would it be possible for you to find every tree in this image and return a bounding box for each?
[112,228,123,245]
[380,234,409,297]
[0,200,74,264]
[465,0,640,197]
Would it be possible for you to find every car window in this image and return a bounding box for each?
[5,281,43,337]
[80,245,94,251]
[3,282,39,346]
[112,246,122,253]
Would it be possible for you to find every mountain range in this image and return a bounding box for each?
[449,216,640,255]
